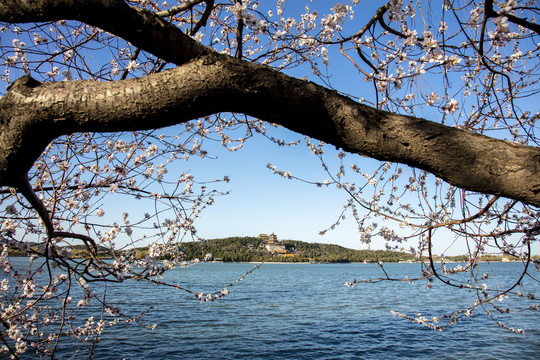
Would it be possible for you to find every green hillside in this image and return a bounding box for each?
[8,236,526,262]
[176,236,416,263]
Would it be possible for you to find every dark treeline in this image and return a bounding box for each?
[176,236,416,263]
[7,237,524,263]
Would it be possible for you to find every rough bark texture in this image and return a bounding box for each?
[1,54,539,206]
[0,0,539,206]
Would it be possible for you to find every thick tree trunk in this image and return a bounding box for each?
[1,54,539,206]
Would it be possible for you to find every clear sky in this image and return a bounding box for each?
[189,126,368,248]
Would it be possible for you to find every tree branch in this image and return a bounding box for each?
[234,0,245,59]
[1,54,539,206]
[0,0,211,65]
[156,0,206,18]
[189,0,214,36]
[485,0,540,35]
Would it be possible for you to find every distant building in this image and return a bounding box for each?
[259,232,287,254]
[259,232,278,243]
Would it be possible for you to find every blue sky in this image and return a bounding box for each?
[190,127,363,247]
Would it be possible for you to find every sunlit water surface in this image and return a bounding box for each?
[11,260,540,359]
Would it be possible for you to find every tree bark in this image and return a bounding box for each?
[0,0,210,65]
[1,53,539,206]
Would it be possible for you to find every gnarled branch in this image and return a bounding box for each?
[1,54,539,206]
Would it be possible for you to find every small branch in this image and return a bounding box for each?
[14,173,105,265]
[189,0,214,36]
[430,196,499,229]
[354,45,379,106]
[485,0,540,35]
[156,0,205,18]
[377,17,405,38]
[378,16,424,41]
[120,47,141,80]
[504,12,540,34]
[350,3,390,43]
[234,0,244,59]
[15,174,54,237]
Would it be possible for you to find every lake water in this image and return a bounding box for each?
[12,261,540,359]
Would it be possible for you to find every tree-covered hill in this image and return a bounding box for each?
[7,236,525,263]
[175,236,417,263]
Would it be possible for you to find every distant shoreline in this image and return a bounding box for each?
[210,260,523,264]
[6,255,524,265]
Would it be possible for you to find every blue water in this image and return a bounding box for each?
[11,261,540,359]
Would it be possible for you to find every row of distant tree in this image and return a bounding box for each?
[7,237,525,263]
[176,237,526,263]
[164,237,415,263]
